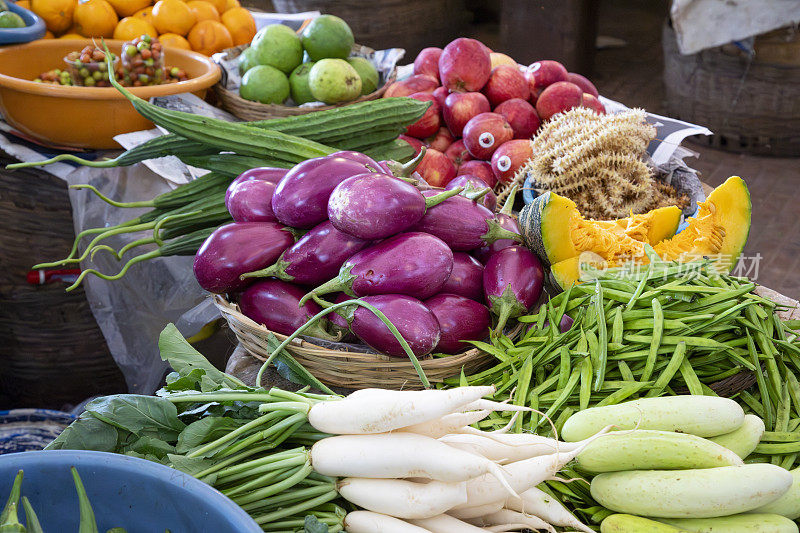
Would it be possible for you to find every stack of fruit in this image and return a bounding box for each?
[0,0,25,27]
[386,37,604,192]
[19,0,254,55]
[237,14,380,106]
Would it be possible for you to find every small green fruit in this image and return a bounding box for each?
[301,15,354,61]
[250,24,303,74]
[289,61,316,105]
[308,58,361,104]
[0,10,25,28]
[240,64,290,104]
[346,56,378,95]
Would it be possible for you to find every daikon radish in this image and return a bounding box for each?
[476,509,555,532]
[561,396,744,441]
[575,430,743,473]
[590,464,793,518]
[344,511,432,533]
[658,513,799,533]
[410,514,488,532]
[448,501,505,520]
[452,425,613,509]
[402,411,491,438]
[337,478,468,520]
[464,400,533,413]
[752,467,800,519]
[308,386,495,434]
[440,433,579,463]
[311,433,515,492]
[506,488,594,532]
[708,414,764,459]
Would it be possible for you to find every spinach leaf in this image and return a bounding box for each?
[176,417,245,454]
[167,454,217,478]
[123,435,175,460]
[158,324,246,390]
[304,515,329,533]
[84,395,185,442]
[45,414,119,452]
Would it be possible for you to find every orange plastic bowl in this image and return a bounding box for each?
[0,39,221,149]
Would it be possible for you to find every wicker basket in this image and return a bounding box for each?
[663,22,800,157]
[214,295,497,390]
[213,44,397,121]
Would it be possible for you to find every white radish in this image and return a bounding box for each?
[402,410,491,438]
[457,429,575,450]
[310,433,516,493]
[452,425,613,510]
[343,511,431,533]
[448,501,505,520]
[337,478,468,520]
[506,488,594,533]
[410,514,488,532]
[476,509,555,533]
[464,400,533,412]
[308,386,495,434]
[561,395,745,441]
[440,433,580,464]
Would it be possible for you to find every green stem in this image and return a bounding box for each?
[152,210,200,246]
[65,249,161,291]
[69,183,154,208]
[6,153,117,170]
[494,303,514,334]
[500,184,519,215]
[217,452,307,487]
[214,446,306,480]
[244,483,335,514]
[233,462,314,506]
[482,219,524,244]
[253,489,339,525]
[424,186,464,209]
[89,244,121,262]
[187,411,286,459]
[218,413,306,458]
[256,299,431,389]
[195,443,277,480]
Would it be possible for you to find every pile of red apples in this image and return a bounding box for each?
[384,37,603,191]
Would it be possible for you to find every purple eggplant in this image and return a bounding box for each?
[226,179,278,223]
[301,232,454,303]
[440,252,484,301]
[271,156,374,228]
[329,150,381,169]
[193,222,294,294]
[538,314,574,334]
[327,173,462,239]
[238,279,337,340]
[326,292,356,340]
[411,191,522,251]
[425,293,491,354]
[240,220,371,285]
[445,175,497,212]
[225,167,289,204]
[475,185,521,263]
[351,294,440,357]
[483,245,544,332]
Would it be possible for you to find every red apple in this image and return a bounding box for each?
[525,60,568,99]
[490,139,533,184]
[482,65,529,107]
[427,127,455,152]
[444,139,473,168]
[383,74,439,98]
[567,72,598,97]
[457,160,496,188]
[405,92,441,139]
[582,93,606,114]
[439,37,492,93]
[535,81,584,121]
[494,98,541,139]
[432,86,449,109]
[443,92,490,137]
[490,52,517,69]
[416,148,457,187]
[414,47,443,82]
[462,112,514,160]
[399,134,424,156]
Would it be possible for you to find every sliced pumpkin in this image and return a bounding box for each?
[520,192,682,267]
[550,252,608,289]
[654,176,751,272]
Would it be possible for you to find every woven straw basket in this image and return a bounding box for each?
[213,44,397,121]
[214,295,497,390]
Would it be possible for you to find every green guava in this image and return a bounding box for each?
[250,24,303,74]
[301,15,354,61]
[0,10,25,28]
[308,58,362,104]
[239,65,290,104]
[289,62,316,104]
[346,57,378,95]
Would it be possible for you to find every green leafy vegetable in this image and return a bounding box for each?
[84,395,185,441]
[159,324,246,390]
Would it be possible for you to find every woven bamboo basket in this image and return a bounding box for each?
[662,22,800,157]
[213,44,396,121]
[214,295,498,390]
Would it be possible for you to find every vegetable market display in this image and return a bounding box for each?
[6,24,800,533]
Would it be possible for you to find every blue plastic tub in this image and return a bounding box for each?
[0,450,262,533]
[0,1,46,44]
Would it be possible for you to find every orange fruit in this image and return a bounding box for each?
[132,5,153,23]
[31,0,76,34]
[186,0,217,22]
[17,0,32,9]
[222,0,238,11]
[152,0,195,35]
[113,15,156,39]
[158,32,191,50]
[43,29,55,38]
[73,0,118,37]
[220,6,253,46]
[187,19,231,55]
[200,0,224,16]
[105,0,149,17]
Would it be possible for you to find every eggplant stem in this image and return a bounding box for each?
[69,184,153,208]
[399,145,426,177]
[500,184,519,215]
[424,186,464,209]
[256,298,432,389]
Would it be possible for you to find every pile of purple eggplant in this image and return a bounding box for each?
[193,148,545,360]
